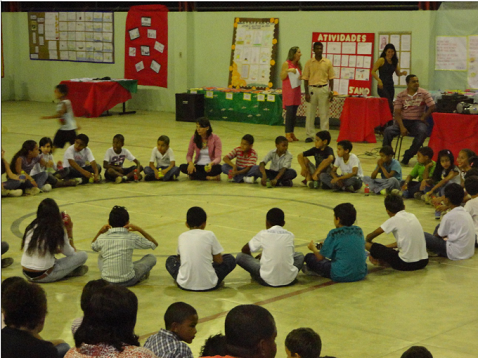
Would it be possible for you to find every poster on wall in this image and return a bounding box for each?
[124,4,168,87]
[467,35,478,89]
[28,11,114,63]
[378,32,411,87]
[435,36,467,71]
[312,32,374,96]
[228,17,279,89]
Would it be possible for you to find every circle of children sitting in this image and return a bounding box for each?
[2,84,477,358]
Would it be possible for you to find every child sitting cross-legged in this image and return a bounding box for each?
[297,131,335,189]
[424,183,475,260]
[144,135,180,182]
[91,206,158,286]
[63,134,102,184]
[365,194,429,271]
[236,208,304,287]
[256,136,297,187]
[400,146,435,199]
[166,207,236,291]
[303,203,367,282]
[362,145,402,195]
[144,302,198,358]
[103,134,143,183]
[221,134,259,183]
[320,140,363,192]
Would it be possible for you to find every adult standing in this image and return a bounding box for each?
[371,44,407,115]
[280,46,302,142]
[302,42,335,143]
[382,75,435,165]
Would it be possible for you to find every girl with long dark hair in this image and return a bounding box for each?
[21,198,88,283]
[179,118,223,180]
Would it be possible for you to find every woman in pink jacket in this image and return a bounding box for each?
[180,118,223,180]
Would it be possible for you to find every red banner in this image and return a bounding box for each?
[124,5,168,87]
[311,32,374,96]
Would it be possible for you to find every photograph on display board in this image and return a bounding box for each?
[228,17,279,89]
[312,32,375,96]
[28,11,114,63]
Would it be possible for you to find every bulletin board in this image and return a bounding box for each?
[228,17,279,90]
[468,35,478,89]
[378,32,412,86]
[312,32,375,96]
[124,4,168,87]
[28,11,114,63]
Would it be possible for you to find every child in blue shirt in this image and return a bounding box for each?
[303,203,367,282]
[363,145,402,195]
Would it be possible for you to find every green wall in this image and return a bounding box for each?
[1,9,476,113]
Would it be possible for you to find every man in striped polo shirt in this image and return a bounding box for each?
[383,74,435,165]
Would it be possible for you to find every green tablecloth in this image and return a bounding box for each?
[114,80,138,94]
[189,89,283,126]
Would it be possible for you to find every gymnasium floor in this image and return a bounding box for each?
[1,101,477,358]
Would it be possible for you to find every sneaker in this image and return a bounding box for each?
[243,177,256,184]
[75,177,83,185]
[281,179,293,187]
[391,189,402,196]
[435,210,441,220]
[25,187,41,196]
[305,137,314,143]
[115,176,123,184]
[380,189,387,195]
[344,185,355,193]
[1,258,14,268]
[41,184,52,192]
[66,265,89,277]
[307,180,315,189]
[414,191,424,200]
[1,188,23,197]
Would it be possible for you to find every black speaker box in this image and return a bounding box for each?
[175,93,205,122]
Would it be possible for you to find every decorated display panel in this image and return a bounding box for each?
[378,32,411,87]
[124,4,168,87]
[28,11,114,63]
[228,17,279,90]
[312,32,374,96]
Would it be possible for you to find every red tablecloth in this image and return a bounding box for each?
[60,81,133,117]
[429,113,478,162]
[337,97,393,143]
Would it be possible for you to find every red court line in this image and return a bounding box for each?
[139,267,384,341]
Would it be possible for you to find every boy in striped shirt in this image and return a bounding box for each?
[221,134,259,183]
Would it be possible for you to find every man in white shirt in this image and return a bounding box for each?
[236,208,304,287]
[365,194,428,270]
[425,184,475,260]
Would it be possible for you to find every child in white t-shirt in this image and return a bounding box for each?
[365,194,428,270]
[464,176,478,246]
[425,183,475,260]
[63,134,101,184]
[320,140,363,192]
[166,207,236,291]
[103,134,142,183]
[236,208,304,287]
[144,135,180,182]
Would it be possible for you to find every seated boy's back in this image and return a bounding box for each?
[176,229,223,290]
[249,225,298,286]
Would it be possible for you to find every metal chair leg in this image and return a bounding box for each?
[394,136,404,160]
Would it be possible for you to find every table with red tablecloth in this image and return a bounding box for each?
[59,80,137,118]
[429,113,478,162]
[293,94,346,118]
[337,97,392,143]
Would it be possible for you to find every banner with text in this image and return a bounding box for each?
[311,32,374,96]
